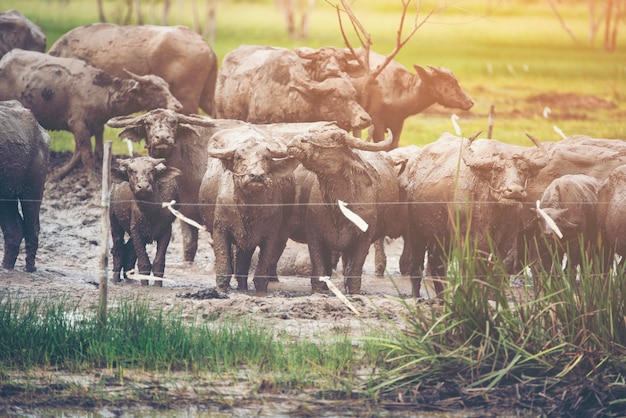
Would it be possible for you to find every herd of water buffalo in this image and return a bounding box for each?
[1,10,625,299]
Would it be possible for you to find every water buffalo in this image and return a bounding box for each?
[0,100,50,272]
[518,135,626,270]
[107,110,247,263]
[49,23,217,117]
[597,165,626,267]
[296,46,475,147]
[110,157,182,286]
[406,132,549,299]
[214,45,371,131]
[373,144,422,277]
[532,174,602,274]
[0,49,182,180]
[286,126,403,294]
[198,126,300,293]
[0,10,46,58]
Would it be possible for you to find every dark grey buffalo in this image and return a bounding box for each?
[0,100,50,272]
[199,126,300,293]
[0,49,182,180]
[0,10,46,58]
[532,174,603,274]
[110,157,182,286]
[406,132,549,299]
[107,109,247,263]
[286,126,403,294]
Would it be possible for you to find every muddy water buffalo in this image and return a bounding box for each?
[296,47,475,147]
[198,126,300,293]
[597,165,626,267]
[215,45,371,131]
[518,135,626,269]
[406,132,549,298]
[107,110,247,263]
[49,23,217,117]
[0,49,182,180]
[532,174,602,274]
[0,10,46,58]
[286,126,403,294]
[0,100,50,272]
[110,157,182,286]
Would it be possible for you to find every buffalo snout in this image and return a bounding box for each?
[502,184,527,201]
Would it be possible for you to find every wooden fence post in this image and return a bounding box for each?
[99,141,113,326]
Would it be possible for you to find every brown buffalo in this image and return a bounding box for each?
[49,23,217,118]
[0,49,182,180]
[286,126,403,294]
[295,46,475,147]
[0,100,50,272]
[214,45,371,131]
[110,157,182,286]
[406,132,549,299]
[0,10,45,58]
[198,126,300,293]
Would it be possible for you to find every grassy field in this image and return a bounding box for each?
[3,0,625,154]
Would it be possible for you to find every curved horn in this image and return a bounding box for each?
[461,131,496,168]
[342,129,393,151]
[177,113,216,128]
[107,114,145,128]
[267,139,289,158]
[122,68,148,82]
[525,133,550,168]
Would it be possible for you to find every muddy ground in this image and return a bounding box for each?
[1,152,426,337]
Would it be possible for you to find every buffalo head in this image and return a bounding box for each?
[122,69,183,113]
[287,126,392,175]
[108,109,215,158]
[414,65,475,111]
[289,71,372,131]
[114,157,182,200]
[207,126,300,196]
[462,132,549,204]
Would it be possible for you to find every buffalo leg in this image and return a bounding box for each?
[374,238,386,278]
[234,247,254,292]
[309,240,332,293]
[131,230,151,286]
[181,222,198,262]
[20,196,42,273]
[342,240,370,294]
[213,230,234,292]
[151,226,173,287]
[0,200,23,270]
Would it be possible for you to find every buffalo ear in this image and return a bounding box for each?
[271,157,301,178]
[414,65,432,79]
[155,166,183,183]
[118,125,147,143]
[111,160,130,183]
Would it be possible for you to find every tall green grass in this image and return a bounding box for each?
[365,231,626,414]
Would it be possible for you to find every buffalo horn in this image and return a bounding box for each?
[177,114,216,128]
[107,114,144,128]
[525,133,550,168]
[462,131,497,168]
[342,129,393,152]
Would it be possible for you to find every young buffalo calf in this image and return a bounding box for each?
[110,157,182,286]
